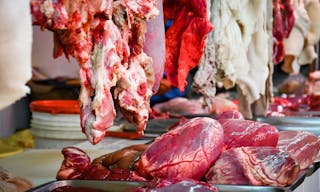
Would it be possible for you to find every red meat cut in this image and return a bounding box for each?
[218,119,279,150]
[135,117,224,180]
[277,130,320,169]
[56,147,91,180]
[215,110,244,120]
[31,0,162,144]
[205,146,300,187]
[208,97,238,115]
[152,97,209,115]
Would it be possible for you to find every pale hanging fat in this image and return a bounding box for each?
[192,0,217,109]
[0,1,32,110]
[212,0,272,118]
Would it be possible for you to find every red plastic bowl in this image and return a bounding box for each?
[30,100,80,114]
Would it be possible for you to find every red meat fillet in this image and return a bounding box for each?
[277,130,320,169]
[135,117,224,180]
[205,146,300,187]
[56,147,91,180]
[218,119,279,150]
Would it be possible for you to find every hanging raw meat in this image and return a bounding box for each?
[163,0,213,92]
[192,0,217,109]
[30,0,163,144]
[272,0,295,64]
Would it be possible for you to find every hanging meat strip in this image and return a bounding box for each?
[30,0,160,144]
[272,0,295,64]
[163,0,213,92]
[192,0,216,109]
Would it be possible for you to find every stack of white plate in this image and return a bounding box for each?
[31,111,86,139]
[30,111,86,148]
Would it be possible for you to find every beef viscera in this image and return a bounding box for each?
[277,130,320,169]
[57,145,148,181]
[218,119,279,150]
[135,117,224,180]
[205,146,300,187]
[30,0,161,144]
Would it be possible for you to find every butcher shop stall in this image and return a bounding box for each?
[1,0,320,192]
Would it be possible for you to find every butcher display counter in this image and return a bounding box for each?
[27,160,320,192]
[3,114,319,192]
[23,118,320,192]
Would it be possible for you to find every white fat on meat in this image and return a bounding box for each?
[114,52,154,134]
[192,0,217,109]
[122,0,159,19]
[213,0,270,118]
[80,20,129,144]
[284,0,320,74]
[143,0,165,93]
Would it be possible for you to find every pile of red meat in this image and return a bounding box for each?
[56,111,320,190]
[151,96,238,117]
[267,94,320,116]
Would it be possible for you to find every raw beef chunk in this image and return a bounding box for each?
[205,146,300,187]
[218,119,279,150]
[277,130,320,169]
[135,117,224,180]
